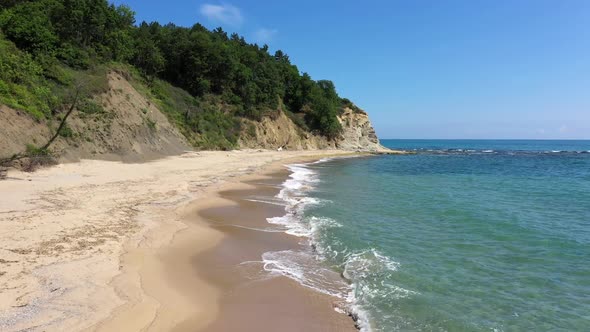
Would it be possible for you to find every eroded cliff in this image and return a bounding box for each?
[239,106,385,152]
[1,72,386,164]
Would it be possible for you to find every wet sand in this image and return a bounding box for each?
[0,150,362,331]
[168,168,358,331]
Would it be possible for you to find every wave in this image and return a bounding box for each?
[226,224,288,233]
[243,198,287,206]
[267,214,340,237]
[342,249,416,331]
[258,160,415,331]
[262,250,349,298]
[261,246,412,332]
[342,249,400,280]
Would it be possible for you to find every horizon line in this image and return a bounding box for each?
[379,138,590,141]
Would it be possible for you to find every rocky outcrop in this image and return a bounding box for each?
[336,107,385,152]
[238,111,334,150]
[239,106,386,152]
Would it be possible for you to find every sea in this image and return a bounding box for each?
[261,140,590,331]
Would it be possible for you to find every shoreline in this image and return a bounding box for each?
[179,160,358,331]
[94,152,364,331]
[0,150,366,331]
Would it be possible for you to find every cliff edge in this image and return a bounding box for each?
[239,106,386,152]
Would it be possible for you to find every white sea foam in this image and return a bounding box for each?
[266,215,309,237]
[347,288,373,332]
[260,160,413,332]
[267,162,325,236]
[311,157,333,164]
[261,250,349,298]
[228,225,286,233]
[339,248,419,331]
[342,249,400,280]
[244,198,287,206]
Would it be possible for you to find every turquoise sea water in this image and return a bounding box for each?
[264,140,590,331]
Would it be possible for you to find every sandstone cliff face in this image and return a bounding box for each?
[1,73,384,162]
[0,106,54,158]
[336,107,384,152]
[238,111,335,150]
[0,72,190,162]
[238,107,385,152]
[62,71,190,162]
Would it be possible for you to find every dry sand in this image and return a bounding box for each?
[0,149,358,331]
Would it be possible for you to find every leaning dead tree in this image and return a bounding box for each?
[41,88,80,151]
[0,86,82,178]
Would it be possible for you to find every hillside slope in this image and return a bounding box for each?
[1,70,385,163]
[1,71,190,162]
[0,0,390,165]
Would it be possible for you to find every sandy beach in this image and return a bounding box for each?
[0,149,359,331]
[174,169,357,332]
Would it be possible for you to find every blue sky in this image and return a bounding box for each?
[111,0,590,139]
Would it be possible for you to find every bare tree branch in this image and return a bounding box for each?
[41,88,80,151]
[0,85,82,171]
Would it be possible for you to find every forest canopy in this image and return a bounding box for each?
[0,0,351,140]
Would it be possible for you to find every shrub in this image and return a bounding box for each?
[78,99,105,115]
[145,117,157,131]
[25,144,50,156]
[285,109,309,131]
[246,122,257,137]
[58,123,74,138]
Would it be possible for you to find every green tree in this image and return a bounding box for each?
[0,0,353,144]
[132,22,165,77]
[0,0,59,55]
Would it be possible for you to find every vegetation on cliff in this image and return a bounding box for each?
[0,0,355,150]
